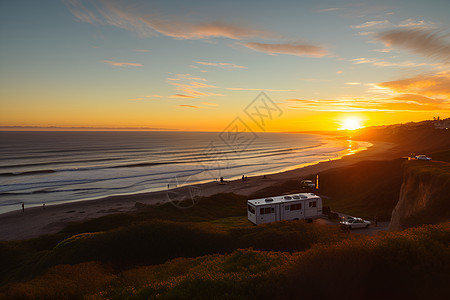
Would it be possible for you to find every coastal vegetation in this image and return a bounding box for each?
[1,222,448,299]
[1,122,449,299]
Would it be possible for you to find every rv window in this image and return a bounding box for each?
[290,203,302,210]
[260,208,265,215]
[248,205,255,214]
[309,201,317,208]
[265,207,272,214]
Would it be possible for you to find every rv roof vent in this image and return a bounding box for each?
[292,195,300,199]
[284,196,292,200]
[265,198,274,202]
[300,195,307,199]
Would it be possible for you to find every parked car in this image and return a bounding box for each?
[301,179,315,188]
[340,217,370,229]
[415,155,432,161]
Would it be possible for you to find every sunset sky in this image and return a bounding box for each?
[1,0,449,131]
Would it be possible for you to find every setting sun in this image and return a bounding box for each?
[340,117,364,130]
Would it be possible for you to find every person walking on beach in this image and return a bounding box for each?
[22,202,24,212]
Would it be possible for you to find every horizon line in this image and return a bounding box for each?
[0,125,346,133]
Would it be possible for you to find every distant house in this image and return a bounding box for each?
[434,118,450,129]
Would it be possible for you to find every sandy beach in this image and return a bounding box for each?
[0,141,397,241]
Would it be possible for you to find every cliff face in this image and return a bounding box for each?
[389,161,450,230]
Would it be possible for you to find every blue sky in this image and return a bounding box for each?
[1,0,449,131]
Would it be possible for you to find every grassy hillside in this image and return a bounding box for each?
[1,223,448,300]
[0,194,347,285]
[318,159,404,220]
[250,159,404,221]
[351,120,450,153]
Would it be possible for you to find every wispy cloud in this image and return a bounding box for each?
[376,29,450,63]
[167,73,225,98]
[242,42,327,57]
[345,82,361,85]
[392,94,444,104]
[195,61,247,69]
[63,0,100,24]
[128,94,162,101]
[397,18,436,29]
[102,60,143,67]
[351,57,436,67]
[202,102,218,106]
[317,7,341,12]
[167,74,208,81]
[352,58,377,64]
[171,94,199,99]
[178,104,200,108]
[285,72,450,112]
[285,96,448,112]
[350,20,391,29]
[376,72,450,98]
[65,0,277,40]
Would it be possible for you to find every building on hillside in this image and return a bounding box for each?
[434,118,450,129]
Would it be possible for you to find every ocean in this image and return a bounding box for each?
[0,131,370,214]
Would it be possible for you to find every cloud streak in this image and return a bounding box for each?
[195,61,247,69]
[351,18,436,30]
[350,20,390,29]
[178,104,200,108]
[351,57,436,67]
[376,72,450,98]
[242,42,327,57]
[102,60,143,67]
[65,0,277,40]
[376,29,450,62]
[63,0,100,24]
[167,74,225,98]
[317,7,341,12]
[286,72,450,112]
[285,96,448,112]
[171,94,199,99]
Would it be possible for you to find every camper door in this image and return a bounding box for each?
[304,199,318,218]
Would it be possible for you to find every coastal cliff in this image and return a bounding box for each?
[389,160,450,230]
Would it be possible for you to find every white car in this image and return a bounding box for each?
[340,217,371,229]
[415,155,431,161]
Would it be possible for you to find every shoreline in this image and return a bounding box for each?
[0,136,370,216]
[0,140,397,241]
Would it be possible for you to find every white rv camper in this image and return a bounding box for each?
[247,193,323,225]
